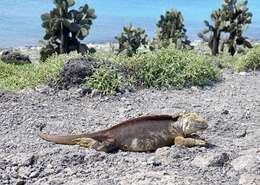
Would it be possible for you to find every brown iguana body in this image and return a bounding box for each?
[39,112,208,152]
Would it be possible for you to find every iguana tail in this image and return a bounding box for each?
[39,133,90,145]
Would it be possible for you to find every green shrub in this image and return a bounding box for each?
[85,65,126,95]
[114,45,220,88]
[236,46,260,71]
[183,58,221,86]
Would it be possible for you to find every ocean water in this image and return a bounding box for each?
[0,0,259,47]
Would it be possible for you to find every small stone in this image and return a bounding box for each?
[147,157,162,167]
[231,155,258,171]
[16,181,26,185]
[18,166,31,179]
[191,152,229,168]
[204,86,212,90]
[79,88,92,96]
[155,147,171,157]
[191,86,198,91]
[64,167,75,176]
[15,154,35,167]
[29,170,40,178]
[239,174,260,185]
[221,110,229,115]
[236,129,247,138]
[239,72,248,76]
[124,101,131,106]
[44,164,54,174]
[35,85,52,94]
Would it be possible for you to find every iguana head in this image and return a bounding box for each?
[177,112,208,136]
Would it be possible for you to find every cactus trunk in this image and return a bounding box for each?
[212,31,221,56]
[60,22,64,54]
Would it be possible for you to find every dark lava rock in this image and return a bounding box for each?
[1,50,31,65]
[52,58,98,90]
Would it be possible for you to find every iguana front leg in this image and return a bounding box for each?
[72,137,117,153]
[174,136,207,147]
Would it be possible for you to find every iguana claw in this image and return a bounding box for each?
[72,137,97,148]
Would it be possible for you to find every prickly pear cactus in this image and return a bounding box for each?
[220,0,253,55]
[198,9,224,56]
[198,0,253,56]
[40,0,96,61]
[115,24,148,57]
[152,9,191,50]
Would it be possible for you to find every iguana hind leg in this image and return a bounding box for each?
[72,137,97,148]
[72,137,117,153]
[174,136,207,147]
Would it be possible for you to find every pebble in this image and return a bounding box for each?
[231,154,259,171]
[239,72,248,76]
[191,152,229,168]
[18,167,31,179]
[239,174,260,185]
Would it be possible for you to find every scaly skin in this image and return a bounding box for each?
[39,112,208,152]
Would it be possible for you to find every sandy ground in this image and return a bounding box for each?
[0,70,260,185]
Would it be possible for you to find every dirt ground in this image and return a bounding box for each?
[0,70,259,185]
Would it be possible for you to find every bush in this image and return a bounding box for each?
[183,58,221,86]
[85,65,126,95]
[236,46,260,71]
[113,45,220,88]
[140,48,218,87]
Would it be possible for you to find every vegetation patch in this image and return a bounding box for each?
[0,52,81,91]
[115,46,220,88]
[236,46,260,71]
[85,46,221,95]
[0,46,222,94]
[85,65,127,95]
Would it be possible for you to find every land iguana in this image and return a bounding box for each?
[39,112,208,152]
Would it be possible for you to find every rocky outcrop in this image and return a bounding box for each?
[0,50,31,65]
[51,58,98,90]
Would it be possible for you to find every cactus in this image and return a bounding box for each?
[115,24,148,57]
[198,0,252,56]
[40,0,96,61]
[152,9,191,50]
[198,9,226,56]
[220,0,253,55]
